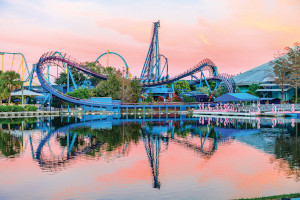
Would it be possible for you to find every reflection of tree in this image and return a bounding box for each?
[38,123,142,172]
[0,118,37,130]
[272,123,300,181]
[57,123,142,157]
[0,129,22,157]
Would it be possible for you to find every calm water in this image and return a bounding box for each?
[0,115,299,200]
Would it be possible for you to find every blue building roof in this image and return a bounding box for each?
[214,93,260,102]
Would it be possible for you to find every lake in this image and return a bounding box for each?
[0,115,299,199]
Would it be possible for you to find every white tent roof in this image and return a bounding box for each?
[11,90,44,96]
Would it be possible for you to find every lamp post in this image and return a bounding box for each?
[21,81,24,107]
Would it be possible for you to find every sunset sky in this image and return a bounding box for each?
[0,0,299,77]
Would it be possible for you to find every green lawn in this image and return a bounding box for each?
[236,193,300,200]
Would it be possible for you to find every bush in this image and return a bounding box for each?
[10,105,24,112]
[0,106,10,112]
[24,105,37,111]
[182,95,195,103]
[145,93,154,103]
[0,105,25,112]
[157,96,164,102]
[172,95,182,102]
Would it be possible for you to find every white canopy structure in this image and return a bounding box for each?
[11,90,43,96]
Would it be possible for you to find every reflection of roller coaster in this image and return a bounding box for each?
[1,116,261,188]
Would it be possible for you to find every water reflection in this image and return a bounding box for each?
[0,115,299,195]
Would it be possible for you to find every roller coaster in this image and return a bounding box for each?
[1,21,235,107]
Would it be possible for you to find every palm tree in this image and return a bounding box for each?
[1,71,22,104]
[0,72,10,104]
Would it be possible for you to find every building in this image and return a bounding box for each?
[233,57,295,102]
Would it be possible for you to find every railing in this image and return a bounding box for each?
[259,104,300,112]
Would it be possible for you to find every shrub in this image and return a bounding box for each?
[157,96,164,102]
[172,95,182,102]
[10,105,24,112]
[0,106,10,112]
[0,105,25,112]
[24,105,37,111]
[182,95,196,103]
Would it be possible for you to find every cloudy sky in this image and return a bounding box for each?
[0,0,299,77]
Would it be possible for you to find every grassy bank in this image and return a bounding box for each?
[236,193,300,200]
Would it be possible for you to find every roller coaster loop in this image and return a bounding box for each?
[94,51,131,79]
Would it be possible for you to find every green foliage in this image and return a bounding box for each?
[92,68,122,100]
[84,62,106,86]
[172,95,182,102]
[291,96,300,103]
[182,95,195,103]
[55,68,88,86]
[0,117,37,125]
[0,105,25,112]
[202,80,216,90]
[0,106,9,112]
[24,105,37,111]
[56,64,142,103]
[198,86,210,95]
[246,83,262,97]
[214,86,227,98]
[0,71,21,103]
[28,96,37,104]
[236,192,300,200]
[145,93,154,103]
[0,129,22,157]
[57,123,142,155]
[235,86,241,93]
[66,87,91,99]
[190,85,196,91]
[174,80,191,95]
[130,79,142,103]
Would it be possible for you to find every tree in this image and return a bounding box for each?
[190,85,196,91]
[272,53,291,103]
[0,72,10,104]
[0,71,22,104]
[145,93,154,103]
[55,68,87,86]
[214,86,227,97]
[246,83,262,97]
[202,80,216,91]
[129,79,142,103]
[174,80,191,95]
[84,62,106,86]
[287,43,300,103]
[235,86,241,93]
[198,86,210,95]
[92,67,122,100]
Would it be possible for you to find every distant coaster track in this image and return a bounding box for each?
[141,58,218,87]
